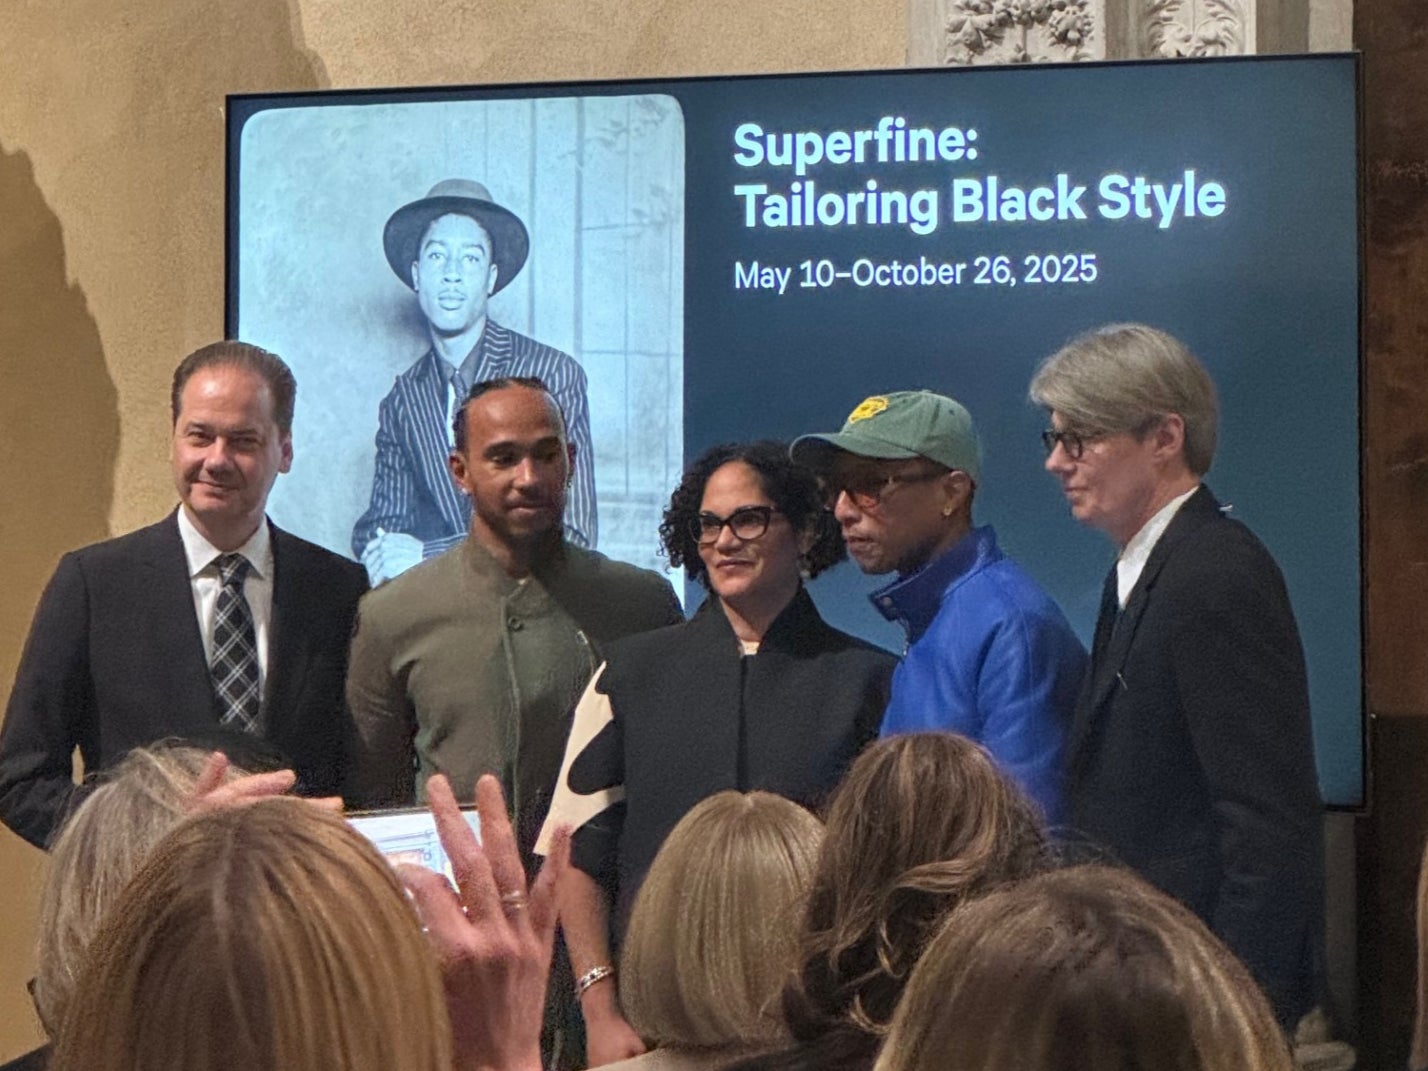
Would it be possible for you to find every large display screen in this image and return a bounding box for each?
[228,55,1363,806]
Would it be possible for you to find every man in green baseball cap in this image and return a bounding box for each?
[792,389,1084,822]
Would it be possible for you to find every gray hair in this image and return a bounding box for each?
[33,744,243,1034]
[1029,323,1219,475]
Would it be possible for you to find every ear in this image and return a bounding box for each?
[278,433,294,475]
[448,449,470,493]
[938,470,973,517]
[564,441,576,486]
[488,262,499,296]
[1151,414,1186,462]
[410,260,420,290]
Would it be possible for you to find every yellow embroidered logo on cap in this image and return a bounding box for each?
[847,396,889,423]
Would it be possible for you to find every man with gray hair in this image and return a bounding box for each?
[1031,322,1323,1030]
[792,390,1085,823]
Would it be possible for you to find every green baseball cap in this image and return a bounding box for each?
[790,390,982,483]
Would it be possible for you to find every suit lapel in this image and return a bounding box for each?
[684,597,746,787]
[480,321,514,371]
[263,524,310,727]
[1068,565,1120,759]
[1069,486,1221,757]
[144,513,222,726]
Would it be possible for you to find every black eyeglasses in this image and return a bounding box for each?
[1041,428,1104,460]
[1043,416,1165,460]
[691,506,781,546]
[824,468,946,510]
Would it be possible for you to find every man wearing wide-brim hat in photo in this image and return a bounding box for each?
[791,389,1086,824]
[352,178,597,584]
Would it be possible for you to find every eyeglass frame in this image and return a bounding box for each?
[690,505,783,546]
[1040,427,1107,460]
[1041,416,1164,461]
[822,465,951,511]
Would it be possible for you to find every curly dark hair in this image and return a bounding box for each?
[659,441,844,587]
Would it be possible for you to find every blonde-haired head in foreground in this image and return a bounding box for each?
[34,744,246,1035]
[875,865,1293,1071]
[51,797,450,1071]
[620,790,823,1050]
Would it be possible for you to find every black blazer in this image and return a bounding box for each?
[565,588,896,936]
[1065,485,1324,1027]
[0,513,368,848]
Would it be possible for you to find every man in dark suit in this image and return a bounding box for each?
[1030,322,1324,1031]
[353,179,596,584]
[0,341,368,849]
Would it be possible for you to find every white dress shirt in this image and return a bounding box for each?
[177,509,275,688]
[1116,487,1198,608]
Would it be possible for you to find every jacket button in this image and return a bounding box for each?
[507,617,523,631]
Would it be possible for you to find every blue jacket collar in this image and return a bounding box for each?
[869,526,1001,643]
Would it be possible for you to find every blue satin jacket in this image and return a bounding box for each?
[873,526,1086,825]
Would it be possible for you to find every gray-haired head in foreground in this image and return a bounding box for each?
[33,745,246,1036]
[1029,323,1219,476]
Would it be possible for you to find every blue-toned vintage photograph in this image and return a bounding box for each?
[234,94,686,584]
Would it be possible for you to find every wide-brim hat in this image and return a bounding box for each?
[383,179,530,293]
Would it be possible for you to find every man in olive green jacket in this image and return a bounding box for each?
[343,376,681,862]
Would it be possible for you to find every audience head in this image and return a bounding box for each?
[50,797,449,1071]
[619,790,824,1051]
[875,865,1293,1071]
[784,733,1048,1039]
[33,744,246,1035]
[660,440,844,589]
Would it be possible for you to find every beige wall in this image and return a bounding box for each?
[0,1,906,1058]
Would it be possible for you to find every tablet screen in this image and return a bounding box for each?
[347,807,482,882]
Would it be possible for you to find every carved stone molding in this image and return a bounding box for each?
[941,0,1098,65]
[1140,0,1250,57]
[909,0,1349,64]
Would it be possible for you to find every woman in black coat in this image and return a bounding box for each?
[539,441,896,1067]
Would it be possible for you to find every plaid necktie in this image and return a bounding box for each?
[211,553,261,733]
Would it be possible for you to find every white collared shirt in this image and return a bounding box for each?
[1116,487,1198,608]
[177,509,275,686]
